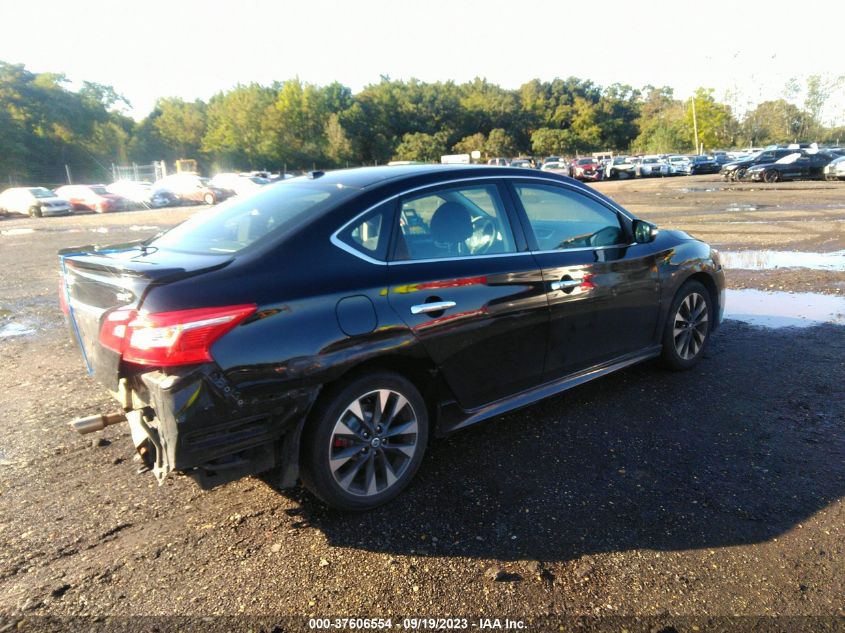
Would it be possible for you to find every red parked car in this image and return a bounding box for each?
[570,157,602,182]
[54,184,127,213]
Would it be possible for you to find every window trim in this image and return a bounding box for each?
[329,175,636,265]
[334,198,396,263]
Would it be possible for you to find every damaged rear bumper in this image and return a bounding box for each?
[108,366,319,490]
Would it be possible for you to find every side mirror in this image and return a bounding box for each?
[633,219,658,244]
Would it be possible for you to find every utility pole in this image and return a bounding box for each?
[65,164,72,184]
[691,97,700,155]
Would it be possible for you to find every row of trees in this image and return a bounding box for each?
[2,60,843,185]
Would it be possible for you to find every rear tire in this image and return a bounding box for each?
[300,371,429,511]
[203,193,215,205]
[764,170,781,183]
[660,280,713,371]
[29,206,42,218]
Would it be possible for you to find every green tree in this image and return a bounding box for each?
[203,84,276,168]
[154,97,207,159]
[530,128,574,156]
[393,132,449,162]
[452,132,486,156]
[685,88,737,152]
[324,113,354,166]
[484,128,517,157]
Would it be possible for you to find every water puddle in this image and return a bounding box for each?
[678,187,723,193]
[721,250,845,272]
[0,322,36,338]
[725,289,845,328]
[130,225,160,231]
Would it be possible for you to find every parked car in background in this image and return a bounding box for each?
[823,155,845,181]
[604,156,638,179]
[487,158,509,166]
[107,181,153,206]
[711,151,731,166]
[55,184,127,213]
[509,158,535,169]
[153,174,234,205]
[720,148,797,181]
[61,165,725,510]
[210,173,271,197]
[636,156,669,178]
[0,186,71,217]
[688,155,721,175]
[746,151,838,183]
[540,161,571,177]
[666,155,692,175]
[571,157,602,181]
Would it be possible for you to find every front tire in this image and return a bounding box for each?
[660,280,712,371]
[203,193,215,205]
[764,170,781,183]
[301,371,429,511]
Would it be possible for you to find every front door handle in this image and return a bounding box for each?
[411,301,457,315]
[550,278,582,291]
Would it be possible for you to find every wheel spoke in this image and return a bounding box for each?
[364,453,378,495]
[383,394,409,431]
[381,452,399,487]
[384,418,418,438]
[337,454,368,490]
[383,442,416,457]
[330,445,364,473]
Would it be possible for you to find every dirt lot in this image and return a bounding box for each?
[0,175,843,632]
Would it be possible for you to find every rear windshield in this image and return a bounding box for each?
[150,181,356,254]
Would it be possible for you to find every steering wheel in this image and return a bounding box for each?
[468,215,498,254]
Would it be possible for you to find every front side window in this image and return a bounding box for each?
[514,184,625,251]
[394,184,516,261]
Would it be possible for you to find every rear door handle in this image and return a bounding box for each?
[411,301,457,315]
[550,279,581,291]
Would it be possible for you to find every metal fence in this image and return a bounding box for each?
[111,161,167,183]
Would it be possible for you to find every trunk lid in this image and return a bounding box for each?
[59,244,232,389]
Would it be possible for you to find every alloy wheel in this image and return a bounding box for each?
[328,389,419,497]
[673,292,709,360]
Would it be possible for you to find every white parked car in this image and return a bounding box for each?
[107,180,153,205]
[666,155,693,175]
[0,187,71,218]
[209,173,270,197]
[636,156,670,177]
[824,155,845,181]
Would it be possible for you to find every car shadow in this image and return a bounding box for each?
[273,320,845,563]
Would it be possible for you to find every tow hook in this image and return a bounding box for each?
[67,411,128,435]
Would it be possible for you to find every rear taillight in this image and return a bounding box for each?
[99,304,256,366]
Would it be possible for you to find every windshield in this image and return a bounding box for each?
[577,158,593,165]
[29,188,55,198]
[89,186,108,194]
[150,181,356,254]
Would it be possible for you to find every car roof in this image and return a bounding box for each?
[296,164,560,190]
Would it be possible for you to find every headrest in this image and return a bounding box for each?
[430,202,472,244]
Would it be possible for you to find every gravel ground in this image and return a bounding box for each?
[0,176,843,632]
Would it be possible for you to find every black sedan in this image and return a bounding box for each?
[59,166,725,510]
[720,148,797,181]
[746,151,840,183]
[688,155,720,175]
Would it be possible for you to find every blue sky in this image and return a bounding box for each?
[1,0,843,123]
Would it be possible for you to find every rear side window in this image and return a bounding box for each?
[336,200,394,261]
[514,184,624,251]
[394,184,516,261]
[151,182,356,254]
